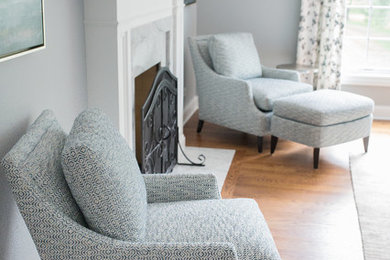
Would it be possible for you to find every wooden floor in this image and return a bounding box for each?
[184,113,390,260]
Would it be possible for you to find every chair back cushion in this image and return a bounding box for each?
[208,32,262,79]
[1,110,86,225]
[61,109,147,242]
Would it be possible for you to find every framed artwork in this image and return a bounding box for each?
[0,0,45,62]
[184,0,196,5]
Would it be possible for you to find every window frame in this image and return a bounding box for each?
[341,1,390,86]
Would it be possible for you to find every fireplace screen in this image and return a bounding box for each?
[141,67,178,174]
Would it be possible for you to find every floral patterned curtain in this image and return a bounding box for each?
[296,0,346,90]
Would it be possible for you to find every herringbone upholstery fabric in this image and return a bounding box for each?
[273,90,375,126]
[196,36,300,83]
[61,109,148,242]
[272,114,373,147]
[208,33,262,79]
[261,66,301,82]
[271,90,374,148]
[197,39,214,69]
[143,173,221,203]
[2,109,281,259]
[248,78,313,111]
[1,110,85,225]
[189,35,311,138]
[146,199,281,260]
[189,36,272,137]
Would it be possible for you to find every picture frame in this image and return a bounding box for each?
[184,0,196,5]
[0,0,45,62]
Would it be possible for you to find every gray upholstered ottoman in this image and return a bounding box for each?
[270,90,374,168]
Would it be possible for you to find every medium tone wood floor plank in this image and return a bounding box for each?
[184,113,389,260]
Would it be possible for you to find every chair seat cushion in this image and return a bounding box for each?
[208,32,262,79]
[248,78,313,111]
[61,109,147,242]
[273,90,375,126]
[146,199,281,260]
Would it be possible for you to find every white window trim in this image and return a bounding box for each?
[342,73,390,87]
[342,2,390,86]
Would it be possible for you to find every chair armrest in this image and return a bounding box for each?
[261,65,300,82]
[143,173,221,203]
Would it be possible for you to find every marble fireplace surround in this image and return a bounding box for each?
[131,18,171,78]
[83,0,185,150]
[130,17,174,149]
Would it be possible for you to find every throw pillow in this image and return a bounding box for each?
[208,32,262,79]
[61,108,147,241]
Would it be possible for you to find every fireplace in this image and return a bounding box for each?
[135,66,178,174]
[83,0,186,164]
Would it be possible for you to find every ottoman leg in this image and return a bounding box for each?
[197,120,204,133]
[363,136,370,153]
[313,148,320,169]
[257,136,263,153]
[271,136,278,154]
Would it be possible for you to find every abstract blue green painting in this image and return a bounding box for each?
[0,0,44,61]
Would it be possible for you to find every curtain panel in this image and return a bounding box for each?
[297,0,346,90]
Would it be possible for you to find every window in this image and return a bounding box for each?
[342,0,390,76]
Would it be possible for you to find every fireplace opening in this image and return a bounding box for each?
[135,64,160,165]
[134,65,178,174]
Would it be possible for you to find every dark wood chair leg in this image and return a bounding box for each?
[313,148,320,169]
[197,120,204,133]
[271,135,278,154]
[363,136,370,153]
[257,136,263,153]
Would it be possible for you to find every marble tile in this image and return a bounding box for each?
[172,146,235,192]
[131,17,172,77]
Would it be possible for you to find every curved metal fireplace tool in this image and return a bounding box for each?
[177,140,206,167]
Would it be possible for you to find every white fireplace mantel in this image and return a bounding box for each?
[83,0,185,150]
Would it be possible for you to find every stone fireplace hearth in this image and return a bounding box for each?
[83,0,185,151]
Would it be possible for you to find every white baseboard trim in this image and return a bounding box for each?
[183,95,199,124]
[374,105,390,120]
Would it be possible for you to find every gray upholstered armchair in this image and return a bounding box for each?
[188,34,313,152]
[2,110,281,260]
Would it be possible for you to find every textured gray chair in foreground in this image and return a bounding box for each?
[271,90,374,169]
[188,33,312,152]
[1,110,281,260]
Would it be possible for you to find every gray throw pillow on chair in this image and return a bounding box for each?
[208,32,262,79]
[61,108,147,242]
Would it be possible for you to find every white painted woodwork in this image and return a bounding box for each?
[83,0,185,149]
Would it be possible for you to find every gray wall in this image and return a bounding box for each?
[183,3,198,119]
[342,85,390,108]
[197,0,301,67]
[0,0,87,259]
